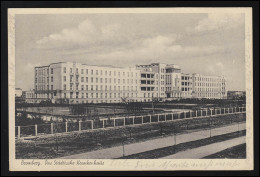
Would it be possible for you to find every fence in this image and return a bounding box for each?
[15,107,246,139]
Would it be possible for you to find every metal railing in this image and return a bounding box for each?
[15,107,246,139]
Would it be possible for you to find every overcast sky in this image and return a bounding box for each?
[15,13,245,91]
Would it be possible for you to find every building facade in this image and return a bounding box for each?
[26,62,227,104]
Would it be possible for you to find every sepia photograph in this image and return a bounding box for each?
[7,7,254,171]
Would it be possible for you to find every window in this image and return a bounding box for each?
[86,69,88,74]
[91,85,93,90]
[81,69,84,74]
[91,77,93,83]
[64,76,66,82]
[86,77,88,82]
[81,85,84,90]
[86,85,88,90]
[81,77,84,82]
[82,93,84,98]
[70,68,73,73]
[51,85,53,90]
[100,78,103,83]
[64,93,66,98]
[70,84,73,90]
[51,76,53,82]
[96,70,98,75]
[76,68,78,73]
[96,78,98,83]
[96,93,98,98]
[96,85,98,90]
[91,69,93,75]
[63,84,66,90]
[51,68,53,74]
[63,67,66,73]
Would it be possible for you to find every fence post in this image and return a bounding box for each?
[228,108,230,114]
[51,123,53,134]
[141,116,144,124]
[91,120,93,129]
[206,110,208,116]
[79,121,81,131]
[114,119,116,127]
[224,108,225,114]
[65,122,68,132]
[133,117,135,125]
[178,113,181,119]
[150,115,152,123]
[35,124,37,136]
[102,120,105,128]
[18,126,20,139]
[124,117,126,126]
[201,110,203,117]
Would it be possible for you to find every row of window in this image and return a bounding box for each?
[64,92,138,99]
[65,76,138,84]
[65,84,138,91]
[194,82,221,87]
[194,77,223,82]
[64,67,137,77]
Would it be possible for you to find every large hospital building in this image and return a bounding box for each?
[25,62,226,104]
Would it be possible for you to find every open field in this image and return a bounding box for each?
[15,113,245,159]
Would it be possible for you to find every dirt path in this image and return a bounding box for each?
[160,136,245,159]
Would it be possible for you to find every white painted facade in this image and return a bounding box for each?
[27,62,227,104]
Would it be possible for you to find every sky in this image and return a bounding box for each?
[15,13,246,91]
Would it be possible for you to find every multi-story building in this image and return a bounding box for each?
[27,62,227,104]
[33,62,140,104]
[191,73,226,99]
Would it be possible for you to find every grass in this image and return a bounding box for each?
[203,143,246,159]
[15,113,246,159]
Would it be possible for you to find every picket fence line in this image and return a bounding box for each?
[16,107,246,139]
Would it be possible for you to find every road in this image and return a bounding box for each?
[59,122,245,159]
